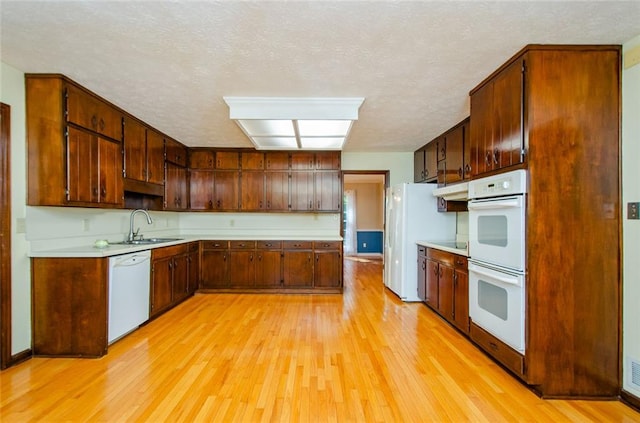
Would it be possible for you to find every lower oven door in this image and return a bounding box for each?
[468,261,525,353]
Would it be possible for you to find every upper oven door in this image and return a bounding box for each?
[468,195,525,271]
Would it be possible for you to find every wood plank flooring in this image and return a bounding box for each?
[1,259,639,422]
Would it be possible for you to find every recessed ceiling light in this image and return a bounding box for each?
[223,97,364,150]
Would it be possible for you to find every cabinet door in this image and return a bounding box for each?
[314,251,342,288]
[187,248,200,294]
[172,255,189,303]
[265,171,289,211]
[315,171,341,212]
[444,124,464,185]
[265,152,289,170]
[189,150,215,169]
[214,170,240,210]
[462,120,472,180]
[453,269,469,333]
[97,136,123,205]
[255,250,282,287]
[290,172,314,211]
[240,171,265,211]
[290,152,315,170]
[165,138,187,166]
[66,127,98,204]
[424,142,438,182]
[493,59,524,171]
[417,251,427,302]
[189,170,215,210]
[283,251,313,287]
[66,84,121,140]
[201,250,228,288]
[315,151,341,170]
[426,259,439,309]
[123,116,146,182]
[241,152,264,170]
[165,163,187,210]
[146,130,165,185]
[151,257,173,317]
[470,82,494,177]
[438,264,454,321]
[229,250,256,287]
[413,148,426,182]
[216,151,240,169]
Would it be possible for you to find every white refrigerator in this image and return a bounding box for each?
[384,183,456,301]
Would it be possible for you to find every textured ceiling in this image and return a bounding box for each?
[1,1,639,152]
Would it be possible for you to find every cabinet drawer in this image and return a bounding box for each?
[188,242,200,253]
[202,240,228,250]
[230,240,256,250]
[257,240,282,249]
[427,248,454,266]
[152,244,188,260]
[418,246,427,255]
[283,241,312,250]
[470,322,524,378]
[454,255,468,270]
[314,241,342,250]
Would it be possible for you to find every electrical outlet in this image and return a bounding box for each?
[628,202,640,220]
[363,242,367,248]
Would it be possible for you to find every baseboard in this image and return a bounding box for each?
[620,390,640,412]
[2,348,32,370]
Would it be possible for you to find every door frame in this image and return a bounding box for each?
[1,102,11,369]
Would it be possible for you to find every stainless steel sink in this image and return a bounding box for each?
[111,238,183,245]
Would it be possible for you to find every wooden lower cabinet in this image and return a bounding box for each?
[200,239,342,292]
[32,257,109,357]
[150,243,192,318]
[187,242,200,294]
[422,247,469,335]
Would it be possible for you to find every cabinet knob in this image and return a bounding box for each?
[493,148,499,165]
[458,167,463,178]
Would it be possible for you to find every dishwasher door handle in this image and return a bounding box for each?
[113,254,151,267]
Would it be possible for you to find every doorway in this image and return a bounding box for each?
[342,171,388,262]
[1,102,11,369]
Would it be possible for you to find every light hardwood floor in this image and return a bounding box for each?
[1,259,639,422]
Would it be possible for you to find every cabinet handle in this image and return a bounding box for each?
[458,167,463,178]
[433,266,438,276]
[259,200,263,208]
[316,254,319,262]
[250,254,253,262]
[465,164,472,175]
[485,151,492,166]
[493,148,499,165]
[99,118,105,131]
[425,169,429,177]
[441,146,445,157]
[217,200,221,208]
[439,268,443,277]
[421,261,426,270]
[209,200,213,208]
[91,115,98,128]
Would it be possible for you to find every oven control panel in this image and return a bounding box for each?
[468,169,527,199]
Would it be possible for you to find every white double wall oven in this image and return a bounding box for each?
[467,169,527,353]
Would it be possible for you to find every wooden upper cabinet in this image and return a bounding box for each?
[470,58,524,177]
[145,129,165,185]
[26,75,124,207]
[241,151,264,170]
[265,171,289,211]
[165,163,187,210]
[424,141,438,182]
[315,151,341,170]
[265,152,289,170]
[240,171,265,211]
[66,83,122,141]
[165,137,187,167]
[123,116,147,182]
[414,147,426,182]
[189,149,215,169]
[216,151,240,169]
[188,170,215,210]
[214,170,240,210]
[315,171,342,212]
[290,152,315,170]
[439,119,469,185]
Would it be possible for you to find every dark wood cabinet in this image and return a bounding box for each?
[413,142,438,183]
[314,151,341,170]
[201,241,229,288]
[187,242,200,294]
[165,163,187,210]
[165,138,187,167]
[229,241,256,288]
[290,152,315,170]
[315,171,342,212]
[32,257,109,357]
[265,171,289,211]
[241,151,264,170]
[216,151,240,169]
[437,118,470,185]
[423,248,469,335]
[189,149,215,170]
[240,171,265,211]
[26,75,124,208]
[123,117,165,187]
[290,172,314,211]
[417,246,427,301]
[468,45,621,398]
[255,241,283,288]
[151,244,190,318]
[313,241,342,288]
[214,170,240,210]
[188,170,215,210]
[283,252,313,287]
[413,147,426,182]
[265,152,289,170]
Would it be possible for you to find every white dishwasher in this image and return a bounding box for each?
[108,250,151,344]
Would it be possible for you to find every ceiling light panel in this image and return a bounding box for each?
[297,120,353,137]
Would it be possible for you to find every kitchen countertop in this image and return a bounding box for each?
[417,240,469,257]
[30,235,344,258]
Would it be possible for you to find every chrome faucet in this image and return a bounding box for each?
[128,209,153,242]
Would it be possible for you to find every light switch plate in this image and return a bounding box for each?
[628,202,640,220]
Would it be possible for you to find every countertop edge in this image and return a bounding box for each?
[30,236,344,258]
[417,241,469,257]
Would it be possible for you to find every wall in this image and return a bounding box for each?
[622,34,640,399]
[0,62,30,355]
[342,152,413,186]
[343,182,384,230]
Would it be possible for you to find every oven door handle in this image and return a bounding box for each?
[469,265,521,286]
[468,197,521,210]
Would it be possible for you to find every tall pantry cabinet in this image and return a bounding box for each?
[468,45,621,398]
